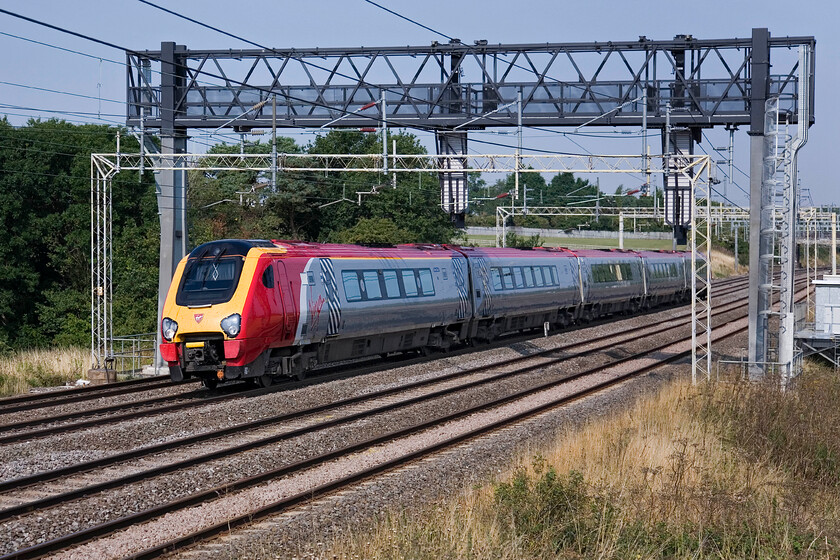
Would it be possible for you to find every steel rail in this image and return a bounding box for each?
[0,280,773,538]
[0,376,174,412]
[128,320,756,560]
[0,384,221,433]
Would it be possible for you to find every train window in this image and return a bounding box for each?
[621,264,632,281]
[342,271,363,302]
[402,270,419,297]
[490,268,503,291]
[523,267,535,288]
[382,270,401,298]
[363,271,382,300]
[177,256,244,307]
[501,268,514,289]
[533,267,545,287]
[592,263,618,283]
[544,266,557,286]
[418,269,435,296]
[261,264,274,288]
[513,267,525,288]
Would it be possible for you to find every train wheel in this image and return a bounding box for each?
[257,374,274,388]
[202,377,218,391]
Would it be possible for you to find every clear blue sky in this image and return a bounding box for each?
[1,0,837,206]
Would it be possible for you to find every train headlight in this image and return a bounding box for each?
[162,317,178,342]
[220,313,241,338]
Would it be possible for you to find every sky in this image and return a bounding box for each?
[1,0,837,207]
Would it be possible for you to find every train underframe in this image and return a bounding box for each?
[171,291,691,389]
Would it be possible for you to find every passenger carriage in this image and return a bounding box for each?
[159,239,699,389]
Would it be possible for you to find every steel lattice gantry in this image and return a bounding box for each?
[126,34,813,130]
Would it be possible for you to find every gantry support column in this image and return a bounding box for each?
[438,45,468,229]
[747,28,771,376]
[437,131,468,228]
[156,42,189,365]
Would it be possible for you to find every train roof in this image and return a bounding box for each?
[635,250,692,258]
[570,248,642,258]
[445,245,578,258]
[187,240,694,261]
[189,239,466,259]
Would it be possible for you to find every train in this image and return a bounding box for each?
[159,239,700,389]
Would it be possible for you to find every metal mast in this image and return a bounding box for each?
[778,45,811,382]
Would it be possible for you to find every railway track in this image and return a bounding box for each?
[0,276,800,560]
[0,287,758,517]
[0,275,751,447]
[0,375,178,412]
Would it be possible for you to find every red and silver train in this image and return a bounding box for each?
[159,239,699,389]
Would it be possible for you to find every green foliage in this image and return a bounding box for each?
[188,130,458,246]
[494,461,594,553]
[0,118,157,348]
[705,365,840,489]
[334,217,414,245]
[19,361,67,388]
[504,232,543,248]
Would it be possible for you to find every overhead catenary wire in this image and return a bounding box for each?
[0,80,125,105]
[130,0,660,190]
[1,4,722,204]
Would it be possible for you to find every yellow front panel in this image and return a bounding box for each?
[161,247,283,341]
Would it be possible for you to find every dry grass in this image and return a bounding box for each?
[326,366,839,559]
[0,347,88,397]
[710,247,744,278]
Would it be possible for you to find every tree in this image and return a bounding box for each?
[0,118,158,348]
[335,217,414,244]
[309,130,457,244]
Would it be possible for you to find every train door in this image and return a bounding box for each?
[467,256,493,318]
[275,261,298,343]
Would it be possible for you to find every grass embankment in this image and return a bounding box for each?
[0,347,88,397]
[330,364,839,559]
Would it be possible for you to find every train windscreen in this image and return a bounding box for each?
[176,256,245,306]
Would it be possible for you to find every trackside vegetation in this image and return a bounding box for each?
[0,347,87,397]
[326,364,839,559]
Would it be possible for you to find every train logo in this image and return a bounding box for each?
[194,313,204,323]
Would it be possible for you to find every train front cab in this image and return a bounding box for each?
[159,240,296,389]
